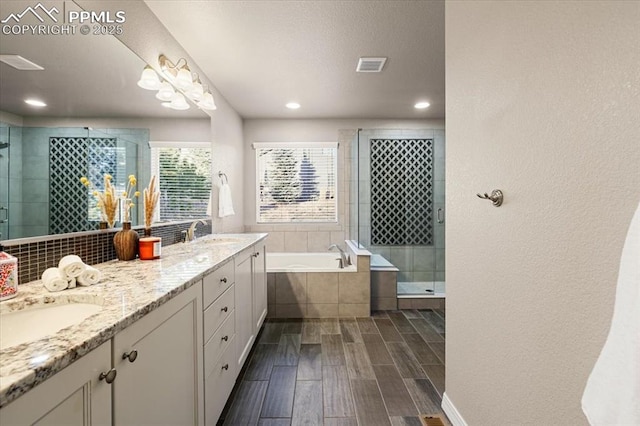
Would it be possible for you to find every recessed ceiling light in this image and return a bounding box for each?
[414,101,430,109]
[286,102,300,110]
[25,99,46,107]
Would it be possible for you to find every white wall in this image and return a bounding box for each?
[445,1,640,425]
[209,95,245,233]
[243,118,444,252]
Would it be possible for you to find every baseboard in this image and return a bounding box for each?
[442,392,467,426]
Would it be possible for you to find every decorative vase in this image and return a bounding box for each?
[113,222,139,261]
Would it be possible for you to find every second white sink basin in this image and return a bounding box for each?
[0,297,103,350]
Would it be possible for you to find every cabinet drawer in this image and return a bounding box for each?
[204,312,235,378]
[203,260,235,308]
[204,336,237,426]
[203,284,234,342]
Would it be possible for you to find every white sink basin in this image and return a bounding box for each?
[0,296,103,350]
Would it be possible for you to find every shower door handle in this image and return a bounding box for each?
[0,206,7,224]
[436,208,444,224]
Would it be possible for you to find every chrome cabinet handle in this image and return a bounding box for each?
[122,350,138,363]
[221,335,229,342]
[220,277,227,283]
[99,368,117,384]
[221,306,228,313]
[221,364,229,371]
[437,208,444,224]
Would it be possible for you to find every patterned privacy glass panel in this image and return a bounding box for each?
[370,139,434,246]
[49,137,117,234]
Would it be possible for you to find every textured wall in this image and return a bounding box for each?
[445,1,640,424]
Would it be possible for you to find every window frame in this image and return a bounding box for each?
[254,141,339,224]
[149,141,212,222]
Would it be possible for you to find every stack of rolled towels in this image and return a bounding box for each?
[42,255,102,292]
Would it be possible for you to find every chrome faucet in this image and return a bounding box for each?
[183,219,208,242]
[328,244,351,268]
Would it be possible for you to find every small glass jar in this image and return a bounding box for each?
[0,252,18,301]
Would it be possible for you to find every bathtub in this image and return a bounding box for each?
[266,247,369,318]
[266,252,357,273]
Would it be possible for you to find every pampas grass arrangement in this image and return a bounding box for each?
[144,175,160,230]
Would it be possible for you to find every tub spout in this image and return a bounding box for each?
[328,244,351,268]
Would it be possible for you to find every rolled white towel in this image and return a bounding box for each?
[58,255,86,279]
[42,268,68,292]
[67,278,77,289]
[77,265,102,287]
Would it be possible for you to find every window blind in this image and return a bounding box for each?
[151,147,212,220]
[255,143,338,223]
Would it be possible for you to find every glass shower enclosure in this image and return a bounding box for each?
[350,128,445,298]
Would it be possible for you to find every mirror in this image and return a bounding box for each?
[0,1,209,241]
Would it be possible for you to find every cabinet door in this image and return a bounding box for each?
[235,251,254,369]
[0,341,112,426]
[113,282,204,426]
[253,244,267,332]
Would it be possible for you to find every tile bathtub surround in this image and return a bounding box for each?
[268,270,370,318]
[0,232,267,408]
[371,270,399,311]
[1,220,212,284]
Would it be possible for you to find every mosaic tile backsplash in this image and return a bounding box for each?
[0,220,212,284]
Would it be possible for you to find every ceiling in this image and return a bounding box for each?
[0,1,207,119]
[0,1,444,121]
[145,0,445,119]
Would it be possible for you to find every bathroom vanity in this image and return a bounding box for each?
[0,233,267,425]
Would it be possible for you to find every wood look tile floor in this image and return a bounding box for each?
[218,309,447,426]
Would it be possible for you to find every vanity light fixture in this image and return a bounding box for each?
[25,99,47,107]
[414,101,430,109]
[137,54,217,111]
[286,102,301,109]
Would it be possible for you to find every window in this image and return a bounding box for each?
[255,142,338,223]
[151,143,212,221]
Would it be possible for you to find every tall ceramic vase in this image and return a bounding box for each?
[114,222,139,261]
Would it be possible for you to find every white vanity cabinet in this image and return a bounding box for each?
[252,243,267,332]
[235,249,255,369]
[0,237,268,426]
[202,259,237,425]
[202,241,268,425]
[112,282,204,426]
[0,341,113,425]
[235,243,268,369]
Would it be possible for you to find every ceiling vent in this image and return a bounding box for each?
[0,55,44,70]
[356,57,387,73]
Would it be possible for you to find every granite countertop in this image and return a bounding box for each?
[0,233,267,408]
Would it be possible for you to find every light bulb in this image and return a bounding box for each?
[137,66,161,90]
[197,92,217,111]
[175,67,194,91]
[188,81,204,101]
[155,81,176,101]
[169,93,190,110]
